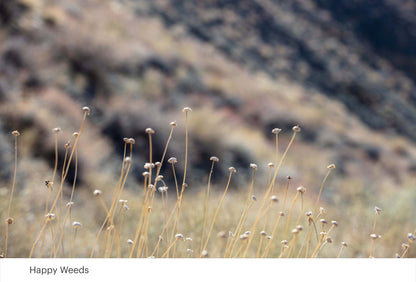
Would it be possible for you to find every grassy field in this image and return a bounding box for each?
[1,105,415,259]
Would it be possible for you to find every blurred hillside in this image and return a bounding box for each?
[0,0,416,203]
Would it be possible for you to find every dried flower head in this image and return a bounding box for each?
[128,138,136,144]
[239,234,249,240]
[170,121,177,127]
[82,106,91,115]
[66,202,74,207]
[320,207,327,214]
[168,157,178,164]
[272,128,282,134]
[297,186,306,193]
[217,231,227,238]
[145,128,155,134]
[72,221,81,228]
[267,162,275,168]
[45,180,53,189]
[327,164,336,170]
[408,233,416,241]
[267,236,272,240]
[210,156,219,162]
[251,195,257,201]
[5,217,13,225]
[326,237,333,243]
[375,206,382,215]
[306,211,312,217]
[280,211,285,217]
[182,107,192,113]
[229,167,237,173]
[127,239,134,245]
[201,250,208,257]
[292,125,301,132]
[45,213,56,221]
[402,243,409,249]
[186,237,193,241]
[12,130,20,136]
[281,240,288,245]
[260,231,267,236]
[53,127,61,133]
[124,157,132,164]
[73,132,79,137]
[331,220,338,227]
[292,228,300,234]
[142,171,150,177]
[250,163,258,170]
[370,233,381,239]
[244,231,251,236]
[341,242,348,247]
[270,195,279,203]
[296,225,303,231]
[156,175,164,181]
[187,249,193,253]
[320,219,327,225]
[144,163,155,169]
[93,189,102,196]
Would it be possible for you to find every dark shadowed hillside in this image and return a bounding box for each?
[0,0,415,211]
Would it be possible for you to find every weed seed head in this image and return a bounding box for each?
[341,242,348,247]
[296,225,303,231]
[82,106,91,115]
[272,128,282,134]
[217,231,227,238]
[268,162,275,168]
[72,221,81,228]
[5,217,13,225]
[271,195,279,203]
[210,156,219,162]
[292,125,301,132]
[370,233,381,239]
[93,189,102,196]
[280,211,285,217]
[53,127,61,133]
[124,157,132,164]
[320,207,327,214]
[142,171,150,177]
[182,107,192,113]
[66,202,74,207]
[12,130,20,136]
[331,220,338,227]
[297,185,306,194]
[326,237,333,243]
[73,132,79,137]
[306,211,312,217]
[229,167,237,173]
[281,240,288,245]
[260,231,267,236]
[408,233,415,241]
[145,128,155,134]
[250,163,258,170]
[128,138,136,144]
[168,157,178,164]
[201,250,208,257]
[375,206,382,215]
[327,164,336,170]
[320,219,327,225]
[45,213,55,221]
[144,163,154,169]
[127,239,134,245]
[170,121,177,127]
[251,195,257,201]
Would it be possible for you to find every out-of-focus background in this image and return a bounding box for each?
[1,0,416,257]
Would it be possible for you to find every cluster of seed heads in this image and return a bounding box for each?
[123,137,136,144]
